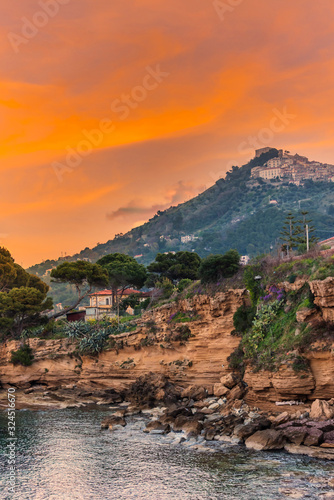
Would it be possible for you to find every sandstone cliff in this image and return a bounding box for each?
[0,290,246,393]
[1,280,334,409]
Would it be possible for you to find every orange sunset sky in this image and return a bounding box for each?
[1,0,334,267]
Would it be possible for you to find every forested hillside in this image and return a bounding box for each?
[28,149,334,283]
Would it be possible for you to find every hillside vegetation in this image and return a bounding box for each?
[28,149,334,304]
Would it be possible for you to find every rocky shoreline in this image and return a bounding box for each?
[99,373,334,461]
[2,373,334,461]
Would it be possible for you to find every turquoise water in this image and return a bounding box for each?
[0,407,333,499]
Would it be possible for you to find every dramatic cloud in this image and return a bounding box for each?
[107,181,203,221]
[1,0,334,265]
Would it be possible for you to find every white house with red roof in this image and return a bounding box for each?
[85,289,151,320]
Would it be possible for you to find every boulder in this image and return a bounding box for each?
[282,426,308,446]
[233,417,271,441]
[126,373,181,408]
[213,383,230,397]
[321,441,334,448]
[208,402,220,410]
[227,384,245,401]
[144,421,170,434]
[182,420,203,436]
[172,415,194,432]
[204,428,216,441]
[324,430,334,441]
[307,420,334,432]
[272,411,290,426]
[220,373,237,389]
[181,385,207,401]
[101,416,126,429]
[303,427,323,446]
[310,399,334,421]
[245,429,285,451]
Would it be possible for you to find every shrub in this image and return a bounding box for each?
[199,250,240,284]
[243,265,263,305]
[11,344,34,366]
[173,325,193,342]
[177,279,193,293]
[233,305,256,334]
[156,277,175,299]
[227,345,244,374]
[292,355,310,372]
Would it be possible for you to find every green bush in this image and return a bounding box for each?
[227,345,244,374]
[233,305,256,334]
[156,277,175,299]
[177,278,193,293]
[199,250,240,284]
[11,344,34,366]
[243,265,263,305]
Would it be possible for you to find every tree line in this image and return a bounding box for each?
[0,248,241,339]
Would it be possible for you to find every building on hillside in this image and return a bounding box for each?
[181,235,198,243]
[267,158,282,169]
[240,255,250,266]
[66,310,86,322]
[258,167,282,180]
[255,147,273,157]
[85,289,152,320]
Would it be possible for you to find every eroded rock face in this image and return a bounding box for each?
[271,366,315,398]
[1,284,334,409]
[296,308,319,324]
[0,290,248,394]
[309,278,334,309]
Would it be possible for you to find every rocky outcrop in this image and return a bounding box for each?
[1,281,334,410]
[244,364,315,403]
[125,372,181,408]
[0,290,248,395]
[310,277,334,322]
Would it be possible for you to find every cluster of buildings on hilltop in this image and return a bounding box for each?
[251,149,334,185]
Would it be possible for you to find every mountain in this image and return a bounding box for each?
[28,148,334,300]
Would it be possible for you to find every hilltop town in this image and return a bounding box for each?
[251,147,334,184]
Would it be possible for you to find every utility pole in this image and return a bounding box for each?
[306,224,309,252]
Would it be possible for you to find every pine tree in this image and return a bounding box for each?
[280,212,301,256]
[296,211,318,250]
